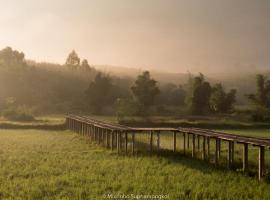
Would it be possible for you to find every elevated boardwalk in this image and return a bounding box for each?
[66,115,270,180]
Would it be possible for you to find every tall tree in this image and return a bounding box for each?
[210,83,236,113]
[81,59,91,71]
[86,72,113,114]
[188,73,212,115]
[131,71,159,114]
[65,50,80,69]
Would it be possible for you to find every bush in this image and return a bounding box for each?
[2,105,35,122]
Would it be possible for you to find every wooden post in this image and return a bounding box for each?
[98,128,101,144]
[187,133,190,149]
[132,132,135,155]
[217,139,221,160]
[117,132,120,154]
[150,131,153,153]
[106,130,110,148]
[259,146,265,180]
[183,133,186,155]
[207,137,210,160]
[173,131,177,152]
[125,132,128,154]
[192,134,195,158]
[119,132,123,152]
[227,141,232,169]
[231,141,235,164]
[202,136,206,160]
[243,143,248,172]
[111,131,114,150]
[215,138,219,166]
[197,135,200,151]
[157,131,160,151]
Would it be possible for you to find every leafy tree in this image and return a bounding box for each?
[115,98,139,121]
[210,83,236,113]
[248,74,270,121]
[188,73,212,115]
[65,50,80,69]
[131,71,159,115]
[81,59,91,71]
[157,83,186,106]
[0,47,25,68]
[86,72,113,114]
[248,74,270,108]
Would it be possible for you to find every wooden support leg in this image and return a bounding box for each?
[173,131,177,152]
[217,139,221,160]
[119,132,122,152]
[150,131,153,153]
[183,133,186,155]
[197,135,200,151]
[157,131,160,151]
[111,131,114,150]
[192,134,195,158]
[207,137,210,160]
[98,128,101,144]
[125,132,128,154]
[243,143,248,172]
[215,138,219,166]
[132,132,135,155]
[187,134,190,149]
[231,142,235,164]
[117,132,120,154]
[259,146,265,180]
[202,136,206,160]
[227,141,232,169]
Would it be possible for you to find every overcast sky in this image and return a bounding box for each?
[0,0,269,73]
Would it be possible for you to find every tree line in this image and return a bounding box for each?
[0,47,268,122]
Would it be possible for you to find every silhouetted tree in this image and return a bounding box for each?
[86,72,113,114]
[248,74,270,121]
[65,50,80,69]
[81,59,91,71]
[210,83,236,113]
[131,71,159,115]
[0,47,25,68]
[189,73,211,115]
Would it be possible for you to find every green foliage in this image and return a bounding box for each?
[0,46,25,68]
[131,71,159,115]
[157,83,186,106]
[187,73,212,115]
[248,74,270,121]
[86,72,113,114]
[2,98,35,122]
[210,83,236,113]
[115,98,141,121]
[65,50,80,69]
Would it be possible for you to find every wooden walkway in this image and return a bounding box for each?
[66,115,270,180]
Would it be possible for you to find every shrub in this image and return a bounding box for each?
[2,105,35,122]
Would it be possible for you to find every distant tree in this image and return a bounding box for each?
[86,72,113,114]
[248,74,270,108]
[247,74,270,121]
[115,98,139,122]
[0,47,25,68]
[210,83,236,113]
[188,73,212,115]
[65,50,80,69]
[81,59,91,71]
[131,71,159,115]
[157,83,186,106]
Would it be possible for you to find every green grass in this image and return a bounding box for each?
[0,130,270,199]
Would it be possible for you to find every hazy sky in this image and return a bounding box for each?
[0,0,269,73]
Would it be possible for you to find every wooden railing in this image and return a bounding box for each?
[66,115,270,180]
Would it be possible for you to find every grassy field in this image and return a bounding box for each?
[0,129,270,199]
